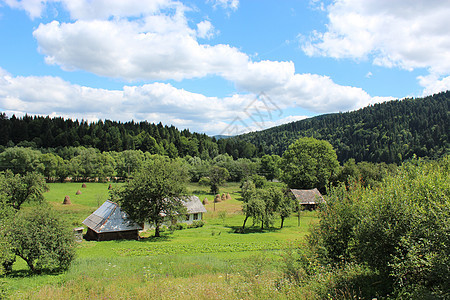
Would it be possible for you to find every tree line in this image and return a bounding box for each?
[235,91,449,164]
[1,91,448,166]
[0,113,257,159]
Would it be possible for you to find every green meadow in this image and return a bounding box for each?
[3,182,318,299]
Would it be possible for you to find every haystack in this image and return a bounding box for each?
[108,184,112,190]
[82,183,87,188]
[76,190,82,195]
[226,193,232,200]
[214,194,221,203]
[63,195,71,205]
[202,197,209,205]
[221,193,226,201]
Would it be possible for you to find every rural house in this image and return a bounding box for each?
[142,195,207,230]
[83,200,142,241]
[182,195,207,224]
[289,188,325,210]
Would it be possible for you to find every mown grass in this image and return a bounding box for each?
[3,182,318,299]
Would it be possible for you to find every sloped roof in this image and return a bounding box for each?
[290,188,324,205]
[82,200,142,233]
[182,195,207,214]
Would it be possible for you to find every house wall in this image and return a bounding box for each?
[142,212,203,231]
[85,228,140,241]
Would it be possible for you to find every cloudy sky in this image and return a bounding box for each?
[0,0,449,135]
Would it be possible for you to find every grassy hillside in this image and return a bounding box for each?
[4,182,318,299]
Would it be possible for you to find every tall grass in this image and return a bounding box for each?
[3,182,319,299]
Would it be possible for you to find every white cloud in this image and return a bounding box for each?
[208,0,239,11]
[2,0,49,19]
[0,69,256,133]
[3,0,401,132]
[302,0,450,76]
[418,74,450,96]
[196,20,215,39]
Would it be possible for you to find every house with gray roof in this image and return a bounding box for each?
[289,188,325,210]
[182,195,207,224]
[82,200,142,241]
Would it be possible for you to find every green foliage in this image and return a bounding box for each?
[6,205,76,274]
[190,220,204,228]
[208,165,229,194]
[114,156,189,237]
[236,92,450,164]
[117,241,283,256]
[280,137,339,191]
[0,203,15,275]
[260,154,281,181]
[0,170,48,210]
[308,156,450,298]
[198,176,211,186]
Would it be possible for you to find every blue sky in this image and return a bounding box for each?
[0,0,449,135]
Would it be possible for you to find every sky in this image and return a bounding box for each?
[0,0,449,136]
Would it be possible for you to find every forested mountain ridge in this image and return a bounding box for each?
[0,115,257,159]
[0,91,448,164]
[235,91,449,164]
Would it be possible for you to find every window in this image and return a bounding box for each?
[186,214,190,221]
[193,213,199,220]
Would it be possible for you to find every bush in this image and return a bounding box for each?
[190,220,204,228]
[307,157,450,298]
[6,204,76,274]
[198,177,210,186]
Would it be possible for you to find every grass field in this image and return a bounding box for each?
[3,182,318,299]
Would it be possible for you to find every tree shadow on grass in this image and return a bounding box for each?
[226,225,282,234]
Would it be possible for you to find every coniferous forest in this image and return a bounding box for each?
[0,91,448,164]
[237,91,449,164]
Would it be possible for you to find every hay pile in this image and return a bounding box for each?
[76,190,82,195]
[62,195,71,205]
[202,198,209,205]
[214,194,221,203]
[226,193,232,200]
[108,184,112,190]
[81,183,87,188]
[221,193,226,201]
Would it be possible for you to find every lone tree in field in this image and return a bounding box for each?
[280,137,339,192]
[209,166,230,195]
[114,156,188,237]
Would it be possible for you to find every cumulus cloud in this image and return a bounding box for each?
[302,0,450,93]
[418,75,450,96]
[2,0,49,19]
[3,0,400,133]
[0,69,256,133]
[302,0,450,72]
[196,20,215,39]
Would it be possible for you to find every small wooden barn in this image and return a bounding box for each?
[82,200,142,241]
[289,188,325,210]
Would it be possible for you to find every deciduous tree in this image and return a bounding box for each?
[114,156,188,237]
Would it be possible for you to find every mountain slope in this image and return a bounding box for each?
[235,91,449,164]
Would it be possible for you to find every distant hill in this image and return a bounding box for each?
[234,91,449,164]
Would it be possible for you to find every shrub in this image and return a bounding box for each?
[190,220,204,228]
[7,204,76,274]
[307,157,450,298]
[198,177,210,186]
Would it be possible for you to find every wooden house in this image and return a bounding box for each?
[289,188,325,210]
[82,200,142,241]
